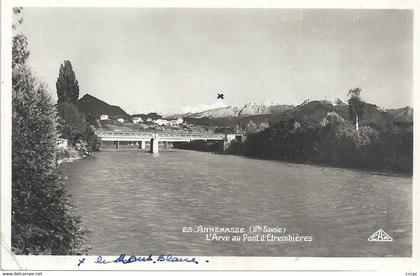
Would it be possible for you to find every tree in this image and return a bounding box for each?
[347,87,365,131]
[56,60,79,104]
[320,111,345,128]
[245,120,258,133]
[12,8,29,68]
[12,8,86,254]
[55,61,93,145]
[56,102,87,142]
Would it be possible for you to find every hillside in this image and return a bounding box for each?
[179,100,408,132]
[132,112,162,120]
[268,101,395,128]
[386,106,413,122]
[77,94,131,120]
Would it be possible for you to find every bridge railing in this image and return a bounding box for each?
[95,131,155,137]
[95,130,225,139]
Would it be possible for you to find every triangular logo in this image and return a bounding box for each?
[368,229,393,242]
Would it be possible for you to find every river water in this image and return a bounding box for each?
[60,148,412,257]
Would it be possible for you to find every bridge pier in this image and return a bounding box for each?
[115,140,120,149]
[150,138,159,153]
[139,140,146,150]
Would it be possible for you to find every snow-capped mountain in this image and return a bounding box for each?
[184,103,295,118]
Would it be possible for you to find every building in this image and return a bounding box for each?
[117,118,125,123]
[225,133,245,143]
[169,117,184,126]
[100,114,109,121]
[155,119,170,126]
[132,117,143,124]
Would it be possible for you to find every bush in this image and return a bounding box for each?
[12,65,87,254]
[236,115,412,174]
[225,141,246,155]
[174,140,223,152]
[83,125,101,152]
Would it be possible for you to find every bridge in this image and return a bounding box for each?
[95,131,239,153]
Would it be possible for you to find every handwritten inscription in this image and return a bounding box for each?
[76,253,203,266]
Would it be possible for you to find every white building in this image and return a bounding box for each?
[100,114,109,121]
[117,118,125,123]
[155,119,170,126]
[132,117,143,124]
[169,117,184,126]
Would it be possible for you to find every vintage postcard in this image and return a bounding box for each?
[1,0,419,273]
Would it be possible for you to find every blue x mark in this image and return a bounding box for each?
[217,93,224,99]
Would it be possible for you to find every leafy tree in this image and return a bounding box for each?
[12,7,24,30]
[227,110,411,173]
[56,60,79,104]
[84,125,102,152]
[12,8,29,68]
[245,120,258,133]
[12,8,86,254]
[55,61,100,151]
[320,111,345,128]
[347,88,365,131]
[12,34,29,67]
[56,102,87,142]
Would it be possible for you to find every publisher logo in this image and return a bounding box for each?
[368,229,393,242]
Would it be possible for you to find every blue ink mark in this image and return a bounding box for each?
[217,93,224,99]
[94,254,199,265]
[95,256,107,264]
[157,254,198,264]
[77,257,86,266]
[95,254,153,265]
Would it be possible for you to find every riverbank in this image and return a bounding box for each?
[171,143,411,177]
[224,116,413,175]
[57,140,92,164]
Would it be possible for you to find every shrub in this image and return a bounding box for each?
[12,65,87,254]
[237,115,412,174]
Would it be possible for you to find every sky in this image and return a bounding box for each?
[20,8,413,115]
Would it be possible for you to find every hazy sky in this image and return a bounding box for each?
[21,8,412,114]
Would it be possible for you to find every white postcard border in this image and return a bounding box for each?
[1,0,419,271]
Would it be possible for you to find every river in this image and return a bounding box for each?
[60,148,412,257]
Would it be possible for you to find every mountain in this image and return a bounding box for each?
[267,100,398,129]
[386,107,413,122]
[238,103,295,116]
[191,106,240,118]
[179,103,295,119]
[77,94,131,120]
[178,100,404,131]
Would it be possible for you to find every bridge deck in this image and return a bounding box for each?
[95,131,226,141]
